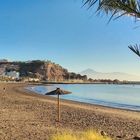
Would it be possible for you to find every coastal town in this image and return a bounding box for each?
[0,59,20,81]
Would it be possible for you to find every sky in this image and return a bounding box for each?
[0,0,140,75]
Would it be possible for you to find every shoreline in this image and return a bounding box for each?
[0,83,140,139]
[25,84,140,119]
[27,84,140,113]
[40,81,140,85]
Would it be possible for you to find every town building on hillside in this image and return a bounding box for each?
[22,77,40,82]
[6,71,20,79]
[0,67,6,75]
[28,78,40,82]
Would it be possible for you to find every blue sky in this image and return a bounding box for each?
[0,0,140,75]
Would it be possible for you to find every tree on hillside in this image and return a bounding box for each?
[83,0,140,57]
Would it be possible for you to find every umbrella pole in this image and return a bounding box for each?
[57,94,60,122]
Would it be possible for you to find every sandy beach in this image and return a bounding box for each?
[0,83,140,140]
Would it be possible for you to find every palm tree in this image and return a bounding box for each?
[83,0,140,57]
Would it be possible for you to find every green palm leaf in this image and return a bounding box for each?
[84,0,140,20]
[84,0,140,57]
[128,44,140,57]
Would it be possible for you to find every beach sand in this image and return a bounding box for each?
[0,83,140,140]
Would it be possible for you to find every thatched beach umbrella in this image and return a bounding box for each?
[45,88,71,122]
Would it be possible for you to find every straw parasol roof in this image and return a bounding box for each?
[45,88,71,122]
[45,88,71,95]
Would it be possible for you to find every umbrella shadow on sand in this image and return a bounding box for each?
[45,88,71,122]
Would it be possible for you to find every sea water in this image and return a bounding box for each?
[27,84,140,111]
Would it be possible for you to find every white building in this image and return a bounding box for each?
[0,67,5,75]
[6,71,20,79]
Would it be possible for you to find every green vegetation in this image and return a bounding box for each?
[50,130,111,140]
[18,60,44,75]
[84,0,140,19]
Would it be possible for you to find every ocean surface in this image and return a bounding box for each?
[27,84,140,111]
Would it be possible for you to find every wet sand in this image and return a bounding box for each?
[0,83,140,140]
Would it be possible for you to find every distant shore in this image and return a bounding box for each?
[40,81,140,85]
[0,83,140,140]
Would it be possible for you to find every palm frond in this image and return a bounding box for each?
[128,44,140,57]
[83,0,140,20]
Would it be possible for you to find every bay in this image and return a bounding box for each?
[27,84,140,111]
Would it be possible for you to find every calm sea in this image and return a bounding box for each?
[27,84,140,111]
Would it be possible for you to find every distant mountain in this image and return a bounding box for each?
[81,68,98,74]
[80,69,140,81]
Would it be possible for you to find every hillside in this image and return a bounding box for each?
[0,60,87,82]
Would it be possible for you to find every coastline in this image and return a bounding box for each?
[0,83,140,139]
[27,83,140,112]
[40,81,140,85]
[25,84,140,119]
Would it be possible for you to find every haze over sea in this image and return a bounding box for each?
[27,84,140,111]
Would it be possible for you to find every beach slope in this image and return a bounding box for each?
[0,83,140,140]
